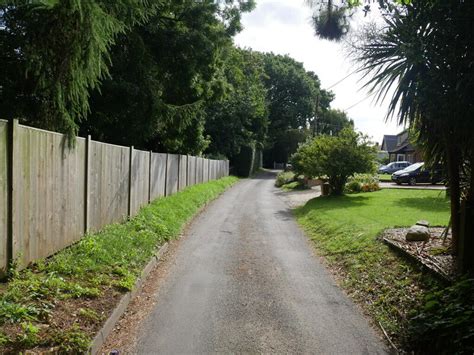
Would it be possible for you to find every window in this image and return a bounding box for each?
[397,154,405,161]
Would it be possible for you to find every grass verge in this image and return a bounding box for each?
[281,181,309,191]
[0,176,238,352]
[294,189,449,349]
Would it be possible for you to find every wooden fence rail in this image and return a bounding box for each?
[0,119,229,273]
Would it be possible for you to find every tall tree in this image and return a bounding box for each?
[0,0,154,140]
[80,0,255,154]
[205,47,268,159]
[259,53,330,165]
[354,0,474,272]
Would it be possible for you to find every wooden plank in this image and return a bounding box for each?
[0,120,8,272]
[150,153,167,200]
[130,149,150,216]
[88,141,129,232]
[166,154,179,196]
[196,158,204,184]
[187,156,196,186]
[12,124,86,268]
[178,155,187,191]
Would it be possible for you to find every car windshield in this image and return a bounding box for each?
[403,162,424,172]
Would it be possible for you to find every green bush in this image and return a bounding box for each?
[408,278,474,353]
[346,173,380,193]
[275,171,296,187]
[291,128,375,195]
[345,180,362,193]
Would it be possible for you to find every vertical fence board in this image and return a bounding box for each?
[166,154,179,196]
[0,121,8,271]
[88,141,129,232]
[150,153,167,200]
[196,158,203,184]
[203,159,209,183]
[187,156,196,186]
[12,125,86,267]
[178,155,187,191]
[130,149,150,216]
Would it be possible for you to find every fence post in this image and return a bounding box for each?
[148,151,152,203]
[164,154,169,196]
[6,119,19,271]
[128,146,134,217]
[84,135,91,233]
[185,155,189,187]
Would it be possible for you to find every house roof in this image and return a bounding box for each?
[391,142,416,154]
[381,135,397,152]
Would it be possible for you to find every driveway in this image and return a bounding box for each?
[134,172,388,354]
[380,181,446,190]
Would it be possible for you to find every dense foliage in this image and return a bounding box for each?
[1,0,345,168]
[291,127,375,195]
[408,278,474,353]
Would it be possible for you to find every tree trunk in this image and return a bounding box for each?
[459,154,474,274]
[445,140,461,257]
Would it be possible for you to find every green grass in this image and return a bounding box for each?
[294,189,449,347]
[0,176,238,352]
[378,173,392,182]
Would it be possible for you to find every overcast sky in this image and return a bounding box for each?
[234,0,404,144]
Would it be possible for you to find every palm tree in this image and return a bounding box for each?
[307,0,474,272]
[352,0,474,272]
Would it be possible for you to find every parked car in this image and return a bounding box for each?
[391,162,444,185]
[378,161,411,174]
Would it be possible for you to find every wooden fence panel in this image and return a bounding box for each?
[203,159,209,183]
[0,120,229,272]
[178,155,187,191]
[88,141,129,232]
[130,149,150,216]
[166,154,179,196]
[211,160,217,180]
[195,158,203,184]
[12,125,86,268]
[0,120,8,271]
[150,153,167,200]
[187,156,197,186]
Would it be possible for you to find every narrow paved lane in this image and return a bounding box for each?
[135,172,387,354]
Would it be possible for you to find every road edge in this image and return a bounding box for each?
[89,242,169,354]
[89,178,241,354]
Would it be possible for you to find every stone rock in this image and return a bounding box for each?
[406,225,430,242]
[416,220,430,228]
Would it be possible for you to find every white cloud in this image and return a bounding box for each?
[234,0,403,144]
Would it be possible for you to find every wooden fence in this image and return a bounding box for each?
[0,119,229,272]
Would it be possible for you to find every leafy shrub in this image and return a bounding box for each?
[275,171,296,187]
[408,278,474,353]
[291,128,375,195]
[345,180,362,193]
[346,173,380,193]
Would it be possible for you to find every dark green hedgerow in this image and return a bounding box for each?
[0,176,238,352]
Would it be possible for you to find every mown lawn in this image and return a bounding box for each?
[378,173,393,182]
[294,188,450,348]
[0,176,238,352]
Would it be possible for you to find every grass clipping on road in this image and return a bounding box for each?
[294,188,449,348]
[0,176,238,352]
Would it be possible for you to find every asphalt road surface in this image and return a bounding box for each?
[135,172,388,354]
